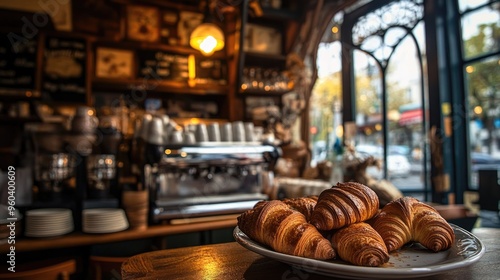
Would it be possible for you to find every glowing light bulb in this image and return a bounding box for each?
[474,106,483,115]
[200,36,217,55]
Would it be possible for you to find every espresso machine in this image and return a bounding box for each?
[144,143,280,223]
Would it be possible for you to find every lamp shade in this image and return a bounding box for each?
[189,23,225,56]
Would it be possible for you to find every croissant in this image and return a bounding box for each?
[254,196,318,221]
[237,200,336,260]
[282,196,318,221]
[370,197,455,252]
[310,182,379,230]
[331,222,389,267]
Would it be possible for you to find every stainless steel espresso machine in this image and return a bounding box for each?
[144,143,280,222]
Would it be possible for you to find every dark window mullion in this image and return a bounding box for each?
[459,0,500,16]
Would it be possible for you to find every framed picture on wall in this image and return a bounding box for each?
[126,5,160,42]
[177,11,204,46]
[95,47,134,79]
[244,24,282,55]
[160,9,180,45]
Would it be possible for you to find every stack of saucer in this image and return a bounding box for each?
[25,208,74,238]
[82,208,129,234]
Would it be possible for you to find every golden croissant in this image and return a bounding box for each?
[370,197,455,252]
[237,200,336,260]
[282,196,318,221]
[254,196,318,221]
[331,222,389,267]
[310,182,379,230]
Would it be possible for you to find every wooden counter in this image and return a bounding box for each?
[121,227,500,280]
[0,215,238,253]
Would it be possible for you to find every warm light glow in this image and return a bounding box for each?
[190,118,200,124]
[190,23,224,56]
[375,123,382,131]
[200,36,217,53]
[388,110,400,121]
[188,54,196,80]
[331,26,339,34]
[474,106,483,115]
[466,65,474,73]
[180,152,187,157]
[336,125,344,138]
[310,126,317,135]
[87,109,94,116]
[165,149,172,155]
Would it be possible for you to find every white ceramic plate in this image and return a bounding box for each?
[26,208,72,216]
[83,223,128,234]
[25,225,74,238]
[233,224,485,279]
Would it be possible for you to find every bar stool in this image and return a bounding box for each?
[0,258,76,280]
[89,256,129,280]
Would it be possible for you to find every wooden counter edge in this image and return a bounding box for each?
[0,217,237,253]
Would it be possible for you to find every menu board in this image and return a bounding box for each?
[137,50,189,81]
[0,33,38,92]
[42,35,87,102]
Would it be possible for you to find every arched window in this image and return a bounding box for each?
[311,0,429,200]
[311,0,499,204]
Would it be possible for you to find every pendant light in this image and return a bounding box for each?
[190,0,225,56]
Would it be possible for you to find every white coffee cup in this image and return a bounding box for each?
[244,122,255,142]
[184,131,196,144]
[146,117,165,145]
[207,123,221,142]
[220,123,232,142]
[232,121,245,142]
[170,129,183,144]
[195,124,209,142]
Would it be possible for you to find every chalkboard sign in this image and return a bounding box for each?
[195,57,227,85]
[137,50,189,81]
[0,33,37,92]
[42,35,87,103]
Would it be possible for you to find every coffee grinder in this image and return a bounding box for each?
[29,123,78,205]
[80,123,122,209]
[33,152,77,203]
[27,123,80,232]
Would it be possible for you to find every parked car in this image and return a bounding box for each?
[355,144,411,179]
[311,140,327,164]
[470,152,500,190]
[388,145,411,158]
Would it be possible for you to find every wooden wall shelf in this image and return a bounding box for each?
[239,88,292,96]
[94,40,226,59]
[92,79,228,95]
